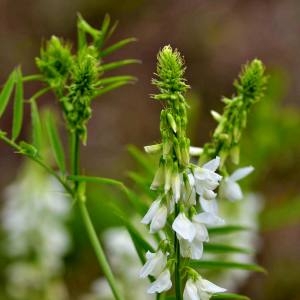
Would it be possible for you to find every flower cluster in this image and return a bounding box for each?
[139,46,226,298]
[1,162,71,300]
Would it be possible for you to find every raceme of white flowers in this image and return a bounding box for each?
[1,162,71,300]
[139,46,228,297]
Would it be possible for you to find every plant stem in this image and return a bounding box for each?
[70,131,123,300]
[174,203,182,300]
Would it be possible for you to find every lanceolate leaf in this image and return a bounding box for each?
[100,38,137,57]
[30,99,43,151]
[204,243,252,254]
[45,111,66,173]
[127,145,155,174]
[12,67,24,140]
[99,59,140,73]
[208,225,251,235]
[211,293,250,300]
[0,69,16,118]
[189,260,266,273]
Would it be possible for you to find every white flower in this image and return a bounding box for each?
[183,278,199,300]
[139,250,167,278]
[141,198,168,233]
[172,213,196,242]
[193,212,224,226]
[189,146,203,156]
[194,157,222,196]
[220,166,254,201]
[179,217,208,259]
[151,166,165,190]
[147,269,172,294]
[141,198,161,225]
[183,277,226,300]
[179,236,204,260]
[172,171,181,203]
[150,205,168,233]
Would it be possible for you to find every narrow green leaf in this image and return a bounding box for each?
[127,171,152,193]
[68,174,123,186]
[96,75,136,86]
[99,59,141,72]
[204,243,252,254]
[94,81,132,98]
[100,38,137,57]
[30,99,42,151]
[96,13,111,48]
[12,68,24,140]
[208,225,251,235]
[189,260,266,273]
[211,293,250,300]
[123,188,148,215]
[45,111,66,173]
[0,69,16,117]
[113,208,154,253]
[127,145,155,174]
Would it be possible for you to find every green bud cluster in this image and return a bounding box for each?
[200,59,267,168]
[36,36,73,96]
[35,15,137,144]
[153,46,190,172]
[60,48,98,143]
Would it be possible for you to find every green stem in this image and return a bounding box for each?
[70,131,123,300]
[0,132,72,194]
[174,203,182,300]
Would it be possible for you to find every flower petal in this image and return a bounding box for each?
[222,179,243,201]
[198,278,226,294]
[189,146,203,156]
[183,279,199,300]
[200,197,218,215]
[230,166,254,181]
[202,157,220,172]
[139,250,167,278]
[172,213,196,242]
[193,212,225,226]
[150,205,168,233]
[147,269,172,294]
[141,198,161,224]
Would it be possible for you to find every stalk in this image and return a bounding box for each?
[174,204,182,300]
[70,131,123,300]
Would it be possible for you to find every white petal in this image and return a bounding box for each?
[172,213,196,242]
[150,205,168,233]
[183,279,199,300]
[164,167,172,193]
[188,173,195,187]
[190,239,204,259]
[222,179,243,201]
[141,199,161,224]
[139,250,167,278]
[230,166,254,181]
[144,143,162,154]
[172,172,181,203]
[193,212,224,226]
[202,157,220,172]
[203,189,216,200]
[189,146,203,156]
[151,167,164,190]
[147,269,172,294]
[179,238,191,258]
[193,222,209,242]
[198,278,226,294]
[200,197,218,215]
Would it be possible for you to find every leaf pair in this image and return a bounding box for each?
[0,68,24,141]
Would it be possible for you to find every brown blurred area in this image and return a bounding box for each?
[1,0,300,299]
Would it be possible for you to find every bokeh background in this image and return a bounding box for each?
[0,1,300,299]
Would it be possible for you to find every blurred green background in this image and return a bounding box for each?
[0,1,300,299]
